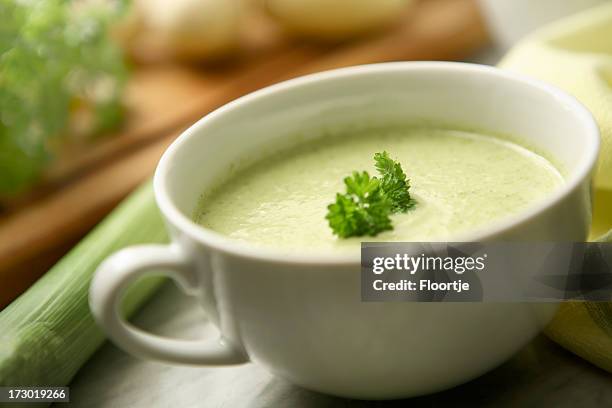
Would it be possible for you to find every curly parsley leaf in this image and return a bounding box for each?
[326,171,393,238]
[326,152,415,238]
[374,151,416,213]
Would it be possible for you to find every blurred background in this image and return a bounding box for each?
[1,0,610,308]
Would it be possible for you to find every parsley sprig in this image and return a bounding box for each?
[374,151,416,213]
[326,151,415,238]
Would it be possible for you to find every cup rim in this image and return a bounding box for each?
[154,61,600,265]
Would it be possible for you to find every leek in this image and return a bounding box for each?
[0,181,167,387]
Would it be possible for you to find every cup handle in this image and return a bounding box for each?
[89,244,248,365]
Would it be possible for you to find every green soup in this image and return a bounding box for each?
[195,127,563,251]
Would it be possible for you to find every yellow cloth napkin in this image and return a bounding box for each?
[499,4,612,372]
[499,3,612,191]
[545,227,612,373]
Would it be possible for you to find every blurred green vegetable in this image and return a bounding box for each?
[0,0,128,195]
[0,181,166,388]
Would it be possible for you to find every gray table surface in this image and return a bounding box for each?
[67,282,612,408]
[64,48,612,407]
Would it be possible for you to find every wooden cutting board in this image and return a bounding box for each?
[0,0,489,308]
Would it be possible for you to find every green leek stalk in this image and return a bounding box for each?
[0,181,167,387]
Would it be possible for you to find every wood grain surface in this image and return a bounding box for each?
[0,0,489,308]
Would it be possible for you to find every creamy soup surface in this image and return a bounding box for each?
[195,127,563,252]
